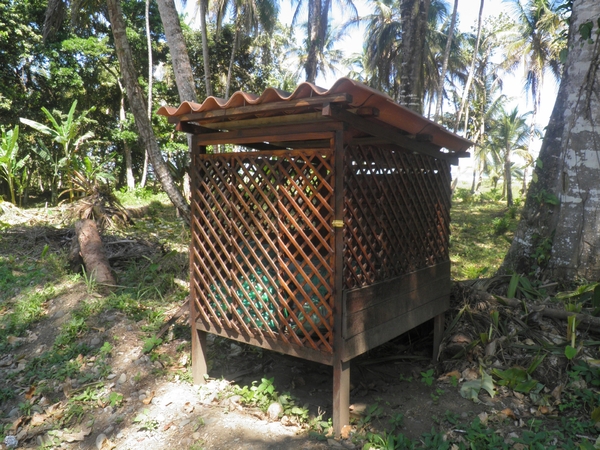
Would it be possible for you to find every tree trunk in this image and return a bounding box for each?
[156,0,198,103]
[501,0,600,280]
[198,0,213,96]
[225,30,240,99]
[106,0,190,224]
[504,151,513,206]
[118,80,135,190]
[454,0,484,132]
[73,219,116,292]
[305,0,323,83]
[434,0,459,122]
[146,0,153,118]
[398,0,431,113]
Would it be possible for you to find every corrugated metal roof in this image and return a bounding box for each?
[157,77,472,154]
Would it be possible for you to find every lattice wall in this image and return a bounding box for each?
[189,145,452,356]
[189,150,335,353]
[343,145,452,290]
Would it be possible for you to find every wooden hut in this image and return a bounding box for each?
[158,78,471,436]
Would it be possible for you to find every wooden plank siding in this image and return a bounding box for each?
[192,317,334,366]
[342,261,451,361]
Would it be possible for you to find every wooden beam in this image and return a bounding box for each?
[191,111,330,132]
[325,107,459,163]
[193,121,343,146]
[176,122,214,134]
[269,139,330,149]
[168,93,353,124]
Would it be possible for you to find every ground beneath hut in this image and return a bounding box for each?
[0,283,492,450]
[2,202,600,450]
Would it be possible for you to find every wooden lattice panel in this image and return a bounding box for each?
[343,145,452,290]
[190,150,335,354]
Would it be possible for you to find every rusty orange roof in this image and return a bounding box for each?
[157,77,472,154]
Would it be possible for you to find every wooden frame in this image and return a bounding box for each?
[160,82,470,438]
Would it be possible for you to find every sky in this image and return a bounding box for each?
[275,0,559,182]
[183,0,560,184]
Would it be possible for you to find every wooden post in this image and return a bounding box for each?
[190,316,208,384]
[189,136,208,385]
[433,312,445,362]
[332,130,349,437]
[333,358,350,437]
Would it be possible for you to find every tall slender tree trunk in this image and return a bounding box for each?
[156,0,198,103]
[106,0,190,223]
[305,0,323,83]
[454,0,484,132]
[118,80,135,190]
[198,0,213,96]
[504,149,513,206]
[225,30,240,99]
[155,0,197,200]
[434,0,459,122]
[398,0,431,113]
[140,0,153,189]
[501,0,600,280]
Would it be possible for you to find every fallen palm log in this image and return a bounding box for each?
[71,219,116,292]
[462,282,600,328]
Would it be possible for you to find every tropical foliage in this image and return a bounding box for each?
[0,0,569,212]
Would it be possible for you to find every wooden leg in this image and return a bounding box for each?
[190,297,208,385]
[433,313,444,362]
[332,358,350,438]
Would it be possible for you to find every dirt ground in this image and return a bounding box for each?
[1,204,599,449]
[0,282,492,450]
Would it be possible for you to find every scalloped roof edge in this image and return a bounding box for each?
[157,77,472,153]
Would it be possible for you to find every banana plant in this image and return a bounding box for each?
[20,100,95,203]
[0,125,30,205]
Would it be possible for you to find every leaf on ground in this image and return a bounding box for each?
[460,372,496,403]
[24,385,36,399]
[62,426,92,442]
[500,408,516,419]
[142,391,155,405]
[591,406,600,423]
[481,371,496,398]
[439,370,461,381]
[30,412,47,427]
[565,345,577,360]
[460,380,483,403]
[11,416,26,433]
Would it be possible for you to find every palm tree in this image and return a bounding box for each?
[363,0,402,97]
[503,0,564,193]
[397,0,431,112]
[433,0,458,122]
[214,0,278,99]
[106,0,190,222]
[453,0,484,132]
[488,106,532,206]
[291,25,344,82]
[363,0,454,112]
[503,0,563,120]
[156,0,199,103]
[292,0,357,83]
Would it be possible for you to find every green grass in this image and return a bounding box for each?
[450,198,520,280]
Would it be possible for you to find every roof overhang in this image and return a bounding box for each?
[157,78,473,162]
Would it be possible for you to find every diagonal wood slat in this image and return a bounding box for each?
[343,145,452,290]
[190,149,335,353]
